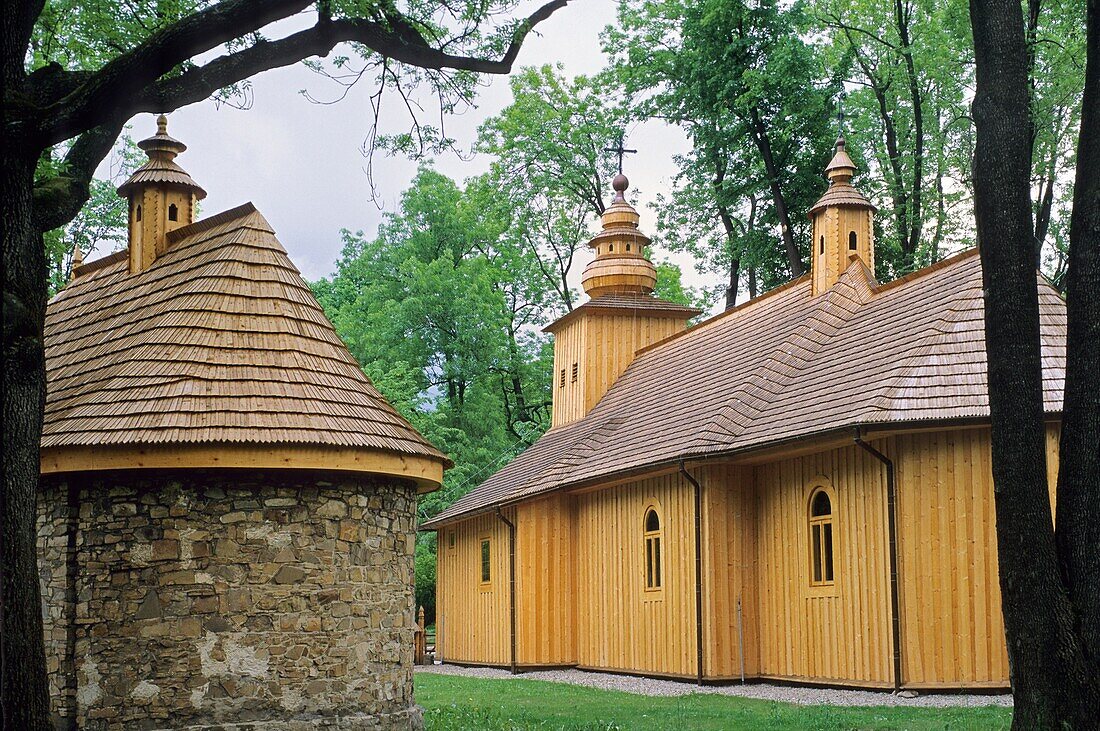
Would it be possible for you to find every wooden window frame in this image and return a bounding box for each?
[643,505,663,593]
[479,536,492,587]
[447,530,456,551]
[808,485,836,593]
[848,230,858,251]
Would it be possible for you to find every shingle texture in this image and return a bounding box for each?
[44,202,448,464]
[546,293,701,332]
[424,250,1066,527]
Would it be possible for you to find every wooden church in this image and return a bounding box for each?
[424,139,1067,690]
[37,117,449,729]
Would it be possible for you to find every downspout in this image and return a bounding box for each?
[495,508,517,675]
[854,429,903,691]
[678,460,705,686]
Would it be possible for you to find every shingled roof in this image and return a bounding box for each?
[423,250,1066,528]
[545,292,702,332]
[43,202,449,466]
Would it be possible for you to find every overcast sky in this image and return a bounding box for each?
[99,1,709,294]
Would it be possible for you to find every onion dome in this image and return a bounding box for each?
[581,174,658,297]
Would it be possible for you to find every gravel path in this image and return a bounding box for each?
[416,663,1012,708]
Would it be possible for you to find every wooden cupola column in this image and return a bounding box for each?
[117,115,207,273]
[580,174,658,297]
[546,173,700,428]
[808,138,877,295]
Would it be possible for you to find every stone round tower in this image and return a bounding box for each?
[38,117,448,730]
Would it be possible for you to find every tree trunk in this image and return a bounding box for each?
[1,139,52,730]
[749,109,804,277]
[969,0,1099,726]
[1054,0,1100,695]
[895,0,925,259]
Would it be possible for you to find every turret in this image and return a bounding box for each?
[546,172,700,427]
[579,174,658,297]
[808,137,876,295]
[117,115,206,273]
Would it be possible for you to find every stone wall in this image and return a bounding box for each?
[37,469,420,730]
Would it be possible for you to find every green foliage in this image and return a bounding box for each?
[42,135,143,295]
[415,534,437,624]
[312,166,557,523]
[603,0,839,304]
[476,65,628,312]
[653,260,704,311]
[416,673,1013,730]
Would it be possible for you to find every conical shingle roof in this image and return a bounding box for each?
[43,202,449,486]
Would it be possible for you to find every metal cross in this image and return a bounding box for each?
[604,133,637,174]
[837,92,847,137]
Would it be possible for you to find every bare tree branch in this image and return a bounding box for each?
[37,0,570,146]
[38,0,314,141]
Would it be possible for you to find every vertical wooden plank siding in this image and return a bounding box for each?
[574,472,698,677]
[550,317,588,427]
[551,313,687,428]
[435,424,1061,688]
[582,314,685,417]
[699,464,759,679]
[435,511,512,665]
[753,442,893,686]
[893,425,1060,688]
[514,495,576,666]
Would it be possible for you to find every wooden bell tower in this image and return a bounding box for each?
[808,138,877,295]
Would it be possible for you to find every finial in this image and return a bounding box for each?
[70,244,84,281]
[612,173,629,202]
[836,90,847,138]
[157,114,168,135]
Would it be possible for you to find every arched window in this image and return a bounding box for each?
[819,235,825,254]
[809,489,834,585]
[644,507,662,590]
[168,203,179,222]
[848,231,858,251]
[135,205,142,222]
[609,243,614,252]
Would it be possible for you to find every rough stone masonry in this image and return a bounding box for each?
[37,469,422,730]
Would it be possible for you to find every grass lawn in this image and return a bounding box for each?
[415,672,1012,730]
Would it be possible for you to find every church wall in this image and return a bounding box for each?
[581,314,685,417]
[550,316,588,427]
[551,313,688,428]
[698,464,760,679]
[435,510,512,666]
[574,472,698,678]
[37,469,420,730]
[753,441,895,687]
[515,495,576,666]
[892,424,1060,688]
